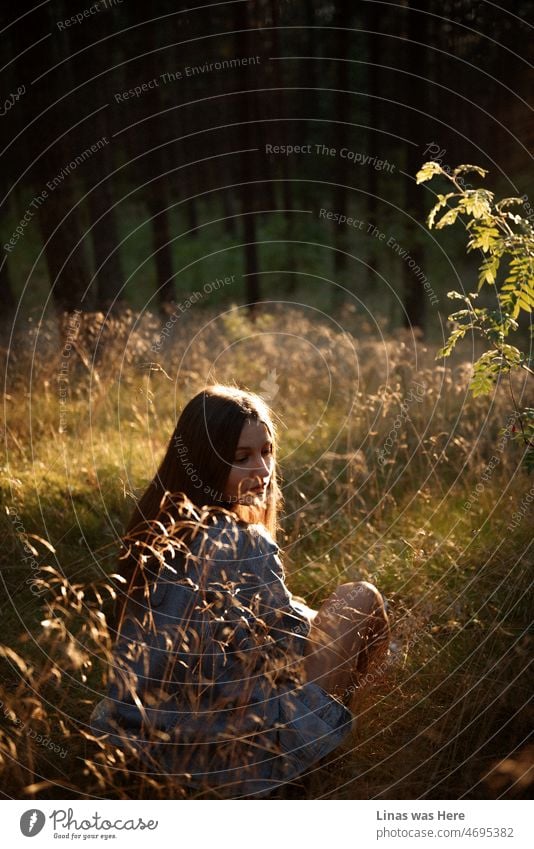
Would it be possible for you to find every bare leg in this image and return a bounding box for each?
[303,581,390,705]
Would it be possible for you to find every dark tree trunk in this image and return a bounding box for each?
[235,1,260,315]
[221,186,237,237]
[270,0,296,287]
[145,30,176,310]
[0,176,16,319]
[74,8,125,314]
[179,94,199,239]
[0,6,21,322]
[35,170,92,313]
[401,0,428,334]
[84,108,125,313]
[298,0,318,208]
[146,189,176,309]
[0,254,15,317]
[364,0,380,291]
[331,0,352,311]
[31,4,92,313]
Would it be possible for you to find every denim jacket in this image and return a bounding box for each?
[90,515,353,797]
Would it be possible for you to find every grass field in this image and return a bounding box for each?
[0,304,532,799]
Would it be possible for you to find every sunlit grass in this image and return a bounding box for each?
[1,304,531,799]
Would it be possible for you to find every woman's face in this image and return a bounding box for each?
[223,418,274,505]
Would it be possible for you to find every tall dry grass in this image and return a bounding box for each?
[1,304,532,798]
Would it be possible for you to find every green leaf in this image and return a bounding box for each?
[452,164,488,180]
[416,161,443,184]
[496,197,523,211]
[478,255,500,288]
[435,207,460,229]
[523,449,534,475]
[470,371,495,397]
[460,191,493,220]
[468,226,500,253]
[436,326,468,359]
[469,351,502,396]
[448,309,471,320]
[427,193,456,229]
[500,344,522,365]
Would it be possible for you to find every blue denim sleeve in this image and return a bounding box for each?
[106,520,257,718]
[90,518,354,788]
[105,519,311,730]
[234,525,312,651]
[106,579,198,729]
[151,521,310,653]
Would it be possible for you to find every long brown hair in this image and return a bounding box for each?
[112,384,283,632]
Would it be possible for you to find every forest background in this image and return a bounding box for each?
[0,0,532,801]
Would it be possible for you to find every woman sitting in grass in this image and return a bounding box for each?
[90,384,390,797]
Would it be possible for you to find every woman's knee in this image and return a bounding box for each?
[333,580,385,612]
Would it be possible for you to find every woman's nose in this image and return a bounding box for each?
[253,454,271,478]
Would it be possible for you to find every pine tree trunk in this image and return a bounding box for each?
[235,1,260,315]
[401,0,428,334]
[330,0,352,311]
[31,3,92,314]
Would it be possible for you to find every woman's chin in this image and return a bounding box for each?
[220,488,267,509]
[235,490,266,506]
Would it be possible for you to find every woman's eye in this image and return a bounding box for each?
[235,446,272,463]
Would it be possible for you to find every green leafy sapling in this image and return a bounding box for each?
[416,162,534,472]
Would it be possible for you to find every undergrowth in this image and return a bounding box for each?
[1,304,531,799]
